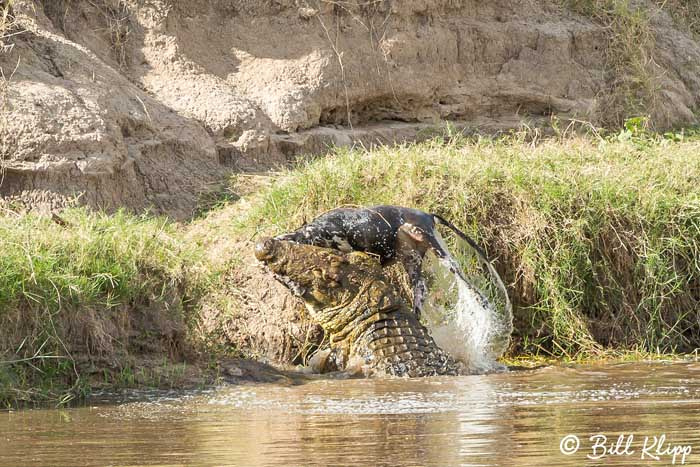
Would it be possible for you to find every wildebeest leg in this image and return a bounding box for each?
[396,225,432,317]
[404,255,428,317]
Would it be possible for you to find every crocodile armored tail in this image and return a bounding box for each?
[255,237,461,377]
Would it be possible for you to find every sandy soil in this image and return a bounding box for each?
[1,0,699,217]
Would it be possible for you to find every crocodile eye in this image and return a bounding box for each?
[329,254,348,264]
[330,258,347,268]
[327,267,341,282]
[254,237,275,261]
[311,288,328,303]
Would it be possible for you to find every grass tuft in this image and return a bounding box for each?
[0,208,206,408]
[655,0,700,37]
[563,0,662,126]
[0,1,15,50]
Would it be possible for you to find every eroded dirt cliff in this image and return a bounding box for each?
[1,0,699,217]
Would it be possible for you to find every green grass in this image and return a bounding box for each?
[240,129,700,358]
[0,208,206,408]
[0,209,200,313]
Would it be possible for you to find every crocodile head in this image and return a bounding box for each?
[255,237,361,312]
[255,238,403,329]
[254,237,460,376]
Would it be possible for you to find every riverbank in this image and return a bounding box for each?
[3,0,700,216]
[2,128,700,407]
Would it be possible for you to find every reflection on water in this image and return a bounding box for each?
[2,362,700,466]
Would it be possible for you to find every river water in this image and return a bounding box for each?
[2,362,699,467]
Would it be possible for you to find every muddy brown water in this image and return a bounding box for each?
[2,362,700,467]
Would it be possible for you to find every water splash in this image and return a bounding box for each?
[420,232,513,373]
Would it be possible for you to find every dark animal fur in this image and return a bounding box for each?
[275,205,510,316]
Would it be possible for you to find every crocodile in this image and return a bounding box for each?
[255,237,462,377]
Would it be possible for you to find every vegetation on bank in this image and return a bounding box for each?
[559,0,700,127]
[0,209,208,407]
[561,0,659,125]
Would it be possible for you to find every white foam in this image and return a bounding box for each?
[420,232,513,374]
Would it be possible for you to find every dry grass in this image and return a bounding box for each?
[563,0,664,127]
[95,0,131,70]
[40,0,132,69]
[0,0,15,46]
[656,0,700,37]
[303,0,398,128]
